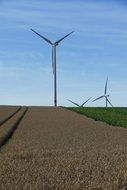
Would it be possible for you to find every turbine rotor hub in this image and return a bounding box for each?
[54,42,59,46]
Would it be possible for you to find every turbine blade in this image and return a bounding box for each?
[81,97,92,106]
[92,96,104,102]
[31,28,53,45]
[104,77,108,95]
[107,98,113,107]
[67,99,79,107]
[56,31,74,44]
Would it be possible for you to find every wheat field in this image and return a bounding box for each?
[0,106,127,189]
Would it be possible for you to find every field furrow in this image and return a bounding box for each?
[0,107,126,190]
[0,106,21,127]
[0,106,28,148]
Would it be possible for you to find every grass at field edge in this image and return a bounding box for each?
[66,107,127,129]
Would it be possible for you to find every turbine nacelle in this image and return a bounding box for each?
[104,94,109,98]
[54,42,59,46]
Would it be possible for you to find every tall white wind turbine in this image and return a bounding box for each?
[31,29,74,107]
[92,77,113,107]
[67,97,92,107]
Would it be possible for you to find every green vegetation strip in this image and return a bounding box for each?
[68,107,127,128]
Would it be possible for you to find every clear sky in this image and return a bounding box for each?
[0,0,127,107]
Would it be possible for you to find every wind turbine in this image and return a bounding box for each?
[31,28,74,107]
[92,77,113,107]
[67,97,92,107]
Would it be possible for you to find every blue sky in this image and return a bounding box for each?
[0,0,127,107]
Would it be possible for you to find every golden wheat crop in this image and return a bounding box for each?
[0,107,127,190]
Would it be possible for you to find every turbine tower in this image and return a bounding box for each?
[92,77,113,107]
[31,29,74,107]
[67,97,92,107]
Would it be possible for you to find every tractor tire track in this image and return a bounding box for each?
[0,106,22,127]
[0,106,28,149]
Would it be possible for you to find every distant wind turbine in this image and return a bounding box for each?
[31,28,74,107]
[67,97,92,107]
[92,77,113,107]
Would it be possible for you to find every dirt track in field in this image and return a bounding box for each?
[0,106,20,125]
[0,106,127,190]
